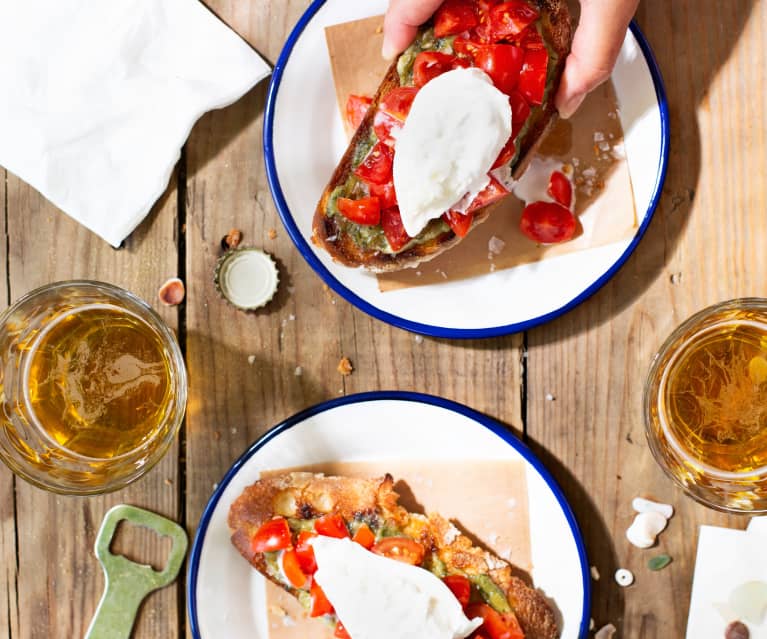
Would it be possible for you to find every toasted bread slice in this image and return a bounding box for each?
[229,472,559,639]
[312,1,573,272]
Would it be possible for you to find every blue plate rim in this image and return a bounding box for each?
[186,390,592,639]
[263,0,670,339]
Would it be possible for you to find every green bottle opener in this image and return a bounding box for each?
[85,504,188,639]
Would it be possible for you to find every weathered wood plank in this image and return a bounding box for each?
[0,167,19,639]
[527,1,766,636]
[5,172,182,638]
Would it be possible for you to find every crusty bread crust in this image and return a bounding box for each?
[228,472,559,639]
[312,0,573,272]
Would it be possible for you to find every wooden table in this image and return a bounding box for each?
[1,1,765,637]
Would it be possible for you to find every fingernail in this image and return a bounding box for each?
[558,92,586,120]
[381,40,398,60]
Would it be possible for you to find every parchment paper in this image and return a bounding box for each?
[324,17,637,291]
[262,460,531,638]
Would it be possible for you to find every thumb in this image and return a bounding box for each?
[382,0,445,59]
[555,0,639,118]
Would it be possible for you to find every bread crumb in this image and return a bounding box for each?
[267,228,278,240]
[591,565,600,580]
[545,393,555,401]
[294,366,303,377]
[488,236,506,255]
[248,355,256,365]
[164,478,173,486]
[338,357,354,376]
[414,335,424,344]
[375,25,383,34]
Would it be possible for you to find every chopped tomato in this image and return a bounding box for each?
[434,0,479,37]
[467,177,509,213]
[443,210,474,238]
[380,207,412,252]
[369,181,398,209]
[352,523,376,549]
[314,514,351,539]
[472,0,502,42]
[473,44,524,95]
[492,135,517,169]
[334,621,352,639]
[515,25,545,50]
[465,603,525,639]
[547,170,572,208]
[509,91,531,123]
[373,110,401,146]
[345,94,372,132]
[490,1,539,40]
[379,87,418,121]
[309,580,334,617]
[295,531,318,575]
[517,48,548,105]
[453,37,482,59]
[520,201,577,244]
[337,197,381,226]
[443,575,472,607]
[371,537,425,565]
[281,549,309,589]
[251,517,292,553]
[354,142,394,185]
[413,51,469,88]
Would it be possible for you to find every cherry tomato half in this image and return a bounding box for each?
[295,531,318,575]
[352,523,376,550]
[443,210,474,238]
[434,0,479,38]
[354,142,394,185]
[373,110,402,147]
[371,537,426,565]
[251,517,292,553]
[379,87,418,121]
[413,51,469,88]
[380,207,412,252]
[467,176,509,213]
[520,201,577,244]
[309,580,334,617]
[345,94,372,132]
[547,170,573,208]
[281,549,309,589]
[517,48,548,105]
[334,621,352,639]
[473,44,524,95]
[465,603,525,639]
[471,0,502,43]
[369,181,398,209]
[314,514,351,539]
[443,574,472,607]
[337,197,381,226]
[509,91,531,124]
[490,1,539,40]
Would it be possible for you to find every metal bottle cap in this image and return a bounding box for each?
[214,247,279,311]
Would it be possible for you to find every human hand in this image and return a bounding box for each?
[555,0,639,118]
[382,0,640,118]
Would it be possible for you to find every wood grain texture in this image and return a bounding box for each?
[3,172,182,639]
[527,1,767,636]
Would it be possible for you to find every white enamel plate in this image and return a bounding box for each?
[264,0,668,338]
[188,392,590,639]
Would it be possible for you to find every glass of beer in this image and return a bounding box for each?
[0,281,187,495]
[644,299,767,513]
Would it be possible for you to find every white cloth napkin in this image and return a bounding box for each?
[0,0,271,247]
[686,517,767,638]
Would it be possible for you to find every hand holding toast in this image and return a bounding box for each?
[383,0,640,118]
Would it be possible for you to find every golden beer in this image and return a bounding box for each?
[0,282,186,494]
[645,299,767,512]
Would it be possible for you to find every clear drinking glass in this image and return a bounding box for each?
[0,281,187,495]
[644,298,767,513]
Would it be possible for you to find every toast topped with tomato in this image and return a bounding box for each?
[228,472,559,639]
[312,0,573,272]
